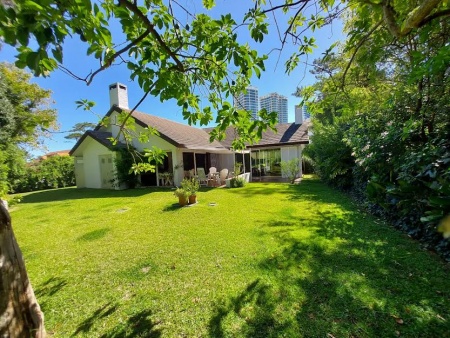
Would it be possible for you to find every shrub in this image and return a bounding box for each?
[181,178,199,196]
[230,177,246,188]
[280,158,300,183]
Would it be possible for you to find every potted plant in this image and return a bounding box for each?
[174,188,189,206]
[181,178,199,204]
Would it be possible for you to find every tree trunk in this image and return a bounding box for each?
[0,201,46,337]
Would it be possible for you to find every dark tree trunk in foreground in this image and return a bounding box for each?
[0,202,46,337]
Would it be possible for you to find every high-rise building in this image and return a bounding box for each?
[302,105,311,120]
[260,93,288,123]
[234,86,259,120]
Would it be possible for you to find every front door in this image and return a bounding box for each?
[74,156,85,188]
[99,154,114,189]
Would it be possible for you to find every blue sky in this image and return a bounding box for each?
[1,1,344,156]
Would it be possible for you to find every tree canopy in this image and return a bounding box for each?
[1,0,448,147]
[299,1,449,257]
[0,63,58,196]
[64,122,97,141]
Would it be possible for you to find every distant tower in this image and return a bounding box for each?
[260,93,288,123]
[234,86,259,120]
[302,105,311,120]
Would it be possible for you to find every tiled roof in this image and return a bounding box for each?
[85,106,309,153]
[69,130,126,156]
[204,120,310,149]
[128,110,230,151]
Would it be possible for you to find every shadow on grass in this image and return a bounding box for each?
[35,277,67,298]
[209,279,288,338]
[100,309,162,338]
[20,187,159,204]
[77,228,111,241]
[208,181,450,337]
[162,203,183,212]
[72,303,118,337]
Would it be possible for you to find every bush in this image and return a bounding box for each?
[11,155,75,193]
[230,177,246,188]
[181,178,199,196]
[114,148,140,188]
[280,158,300,183]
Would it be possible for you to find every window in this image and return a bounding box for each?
[251,149,281,177]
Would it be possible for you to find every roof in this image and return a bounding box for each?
[129,110,230,152]
[205,121,310,149]
[74,105,310,154]
[69,130,126,156]
[39,150,71,160]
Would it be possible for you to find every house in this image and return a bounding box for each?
[38,150,71,161]
[69,83,309,189]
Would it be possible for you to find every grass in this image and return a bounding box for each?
[11,177,450,337]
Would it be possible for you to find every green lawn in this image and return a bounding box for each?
[11,177,450,337]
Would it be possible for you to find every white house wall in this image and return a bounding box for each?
[132,124,181,185]
[72,137,114,189]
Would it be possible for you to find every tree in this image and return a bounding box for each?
[0,202,46,338]
[299,2,450,257]
[0,63,57,148]
[1,0,449,335]
[64,122,96,141]
[0,63,57,336]
[0,63,58,197]
[1,0,447,146]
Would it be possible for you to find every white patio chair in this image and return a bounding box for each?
[208,167,217,178]
[196,168,208,186]
[218,168,229,185]
[207,167,218,186]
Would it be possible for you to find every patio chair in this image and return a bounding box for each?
[208,167,217,178]
[207,167,218,186]
[196,168,208,186]
[218,168,229,185]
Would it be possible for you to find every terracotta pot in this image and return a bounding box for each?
[178,196,188,206]
[188,195,197,204]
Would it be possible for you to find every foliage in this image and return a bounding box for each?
[303,121,354,190]
[299,2,450,255]
[113,148,139,188]
[181,178,199,196]
[280,158,300,184]
[64,122,96,141]
[0,62,57,147]
[11,179,450,336]
[129,146,167,175]
[233,162,242,176]
[5,194,22,207]
[230,176,246,188]
[0,63,58,196]
[12,155,75,193]
[173,187,189,199]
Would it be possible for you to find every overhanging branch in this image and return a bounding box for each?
[118,0,185,72]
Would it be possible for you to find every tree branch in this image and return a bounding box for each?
[341,20,383,88]
[383,0,445,38]
[420,8,450,27]
[86,28,151,85]
[117,83,156,140]
[118,0,185,72]
[261,0,308,14]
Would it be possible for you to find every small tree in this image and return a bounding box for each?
[280,158,300,184]
[64,122,96,141]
